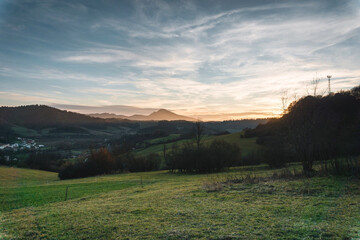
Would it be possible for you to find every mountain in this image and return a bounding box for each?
[131,109,197,121]
[0,105,125,128]
[89,109,197,122]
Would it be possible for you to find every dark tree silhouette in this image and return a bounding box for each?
[244,85,360,173]
[193,121,204,151]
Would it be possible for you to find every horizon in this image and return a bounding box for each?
[1,0,360,120]
[0,103,273,121]
[52,103,276,121]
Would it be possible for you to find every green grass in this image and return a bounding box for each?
[135,137,197,156]
[0,167,58,188]
[135,132,262,157]
[204,132,261,156]
[145,134,181,145]
[40,128,55,135]
[11,126,40,137]
[0,179,141,212]
[1,166,359,239]
[0,167,151,212]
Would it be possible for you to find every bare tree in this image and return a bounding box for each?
[311,77,320,96]
[306,73,321,96]
[193,121,204,151]
[281,90,289,114]
[292,92,298,102]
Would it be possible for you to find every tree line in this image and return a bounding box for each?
[59,122,242,179]
[58,148,161,179]
[244,85,360,175]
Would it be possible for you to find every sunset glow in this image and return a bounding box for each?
[1,0,360,120]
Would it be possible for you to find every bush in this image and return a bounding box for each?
[166,140,241,173]
[59,149,162,179]
[241,151,262,166]
[59,148,114,179]
[88,147,115,175]
[58,160,89,180]
[264,147,288,168]
[26,152,64,172]
[119,153,161,172]
[319,156,360,177]
[208,140,241,171]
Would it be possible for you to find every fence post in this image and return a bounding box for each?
[65,186,69,201]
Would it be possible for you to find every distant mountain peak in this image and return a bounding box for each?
[142,109,195,121]
[157,109,170,112]
[149,109,174,116]
[89,108,196,121]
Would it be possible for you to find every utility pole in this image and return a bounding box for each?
[327,75,332,94]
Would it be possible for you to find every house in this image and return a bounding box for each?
[0,144,10,150]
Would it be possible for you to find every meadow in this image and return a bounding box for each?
[1,165,359,239]
[135,132,261,158]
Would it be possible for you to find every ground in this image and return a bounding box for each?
[1,165,359,239]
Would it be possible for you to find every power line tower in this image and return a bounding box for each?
[327,75,332,94]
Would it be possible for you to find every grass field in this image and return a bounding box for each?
[135,132,262,158]
[11,126,40,137]
[1,166,359,239]
[0,167,150,212]
[145,134,181,145]
[0,167,57,188]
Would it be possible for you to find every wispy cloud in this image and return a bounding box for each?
[1,0,360,119]
[52,104,157,115]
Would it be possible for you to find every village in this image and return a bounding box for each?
[0,137,45,151]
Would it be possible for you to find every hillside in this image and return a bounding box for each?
[1,166,359,239]
[204,119,268,133]
[0,105,124,128]
[0,166,58,187]
[135,132,262,158]
[244,86,360,170]
[90,109,197,122]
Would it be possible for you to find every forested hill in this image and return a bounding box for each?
[244,85,360,170]
[0,105,128,128]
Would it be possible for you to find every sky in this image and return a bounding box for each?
[0,0,360,120]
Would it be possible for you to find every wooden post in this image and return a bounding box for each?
[65,186,69,201]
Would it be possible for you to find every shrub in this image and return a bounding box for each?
[59,149,162,179]
[59,148,114,179]
[88,148,115,175]
[241,151,262,166]
[58,160,89,180]
[26,152,64,172]
[319,156,360,177]
[165,140,241,173]
[264,147,288,168]
[120,153,161,172]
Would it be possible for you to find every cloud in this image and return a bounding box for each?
[0,91,70,106]
[52,104,157,115]
[0,0,360,119]
[59,49,141,63]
